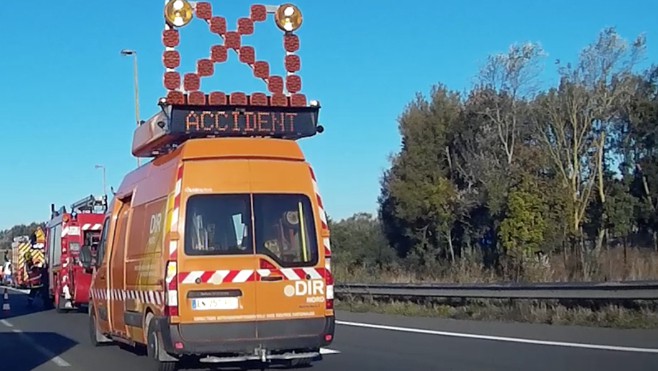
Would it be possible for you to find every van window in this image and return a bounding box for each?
[184,194,252,256]
[254,194,318,267]
[96,217,111,265]
[183,194,318,267]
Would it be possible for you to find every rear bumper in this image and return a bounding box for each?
[155,316,335,356]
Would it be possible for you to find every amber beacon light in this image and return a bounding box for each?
[164,0,194,27]
[275,3,303,32]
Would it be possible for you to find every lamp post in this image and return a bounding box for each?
[95,165,107,197]
[120,49,141,167]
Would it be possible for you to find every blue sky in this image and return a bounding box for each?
[1,0,657,230]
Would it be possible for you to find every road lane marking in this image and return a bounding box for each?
[1,319,13,327]
[1,286,31,294]
[320,348,340,355]
[9,328,71,367]
[337,320,658,354]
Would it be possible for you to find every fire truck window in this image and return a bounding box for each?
[52,225,62,266]
[184,194,253,256]
[253,194,318,268]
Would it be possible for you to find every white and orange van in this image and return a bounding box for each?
[83,4,335,369]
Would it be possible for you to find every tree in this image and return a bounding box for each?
[533,28,646,248]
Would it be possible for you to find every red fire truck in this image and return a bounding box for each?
[46,195,107,312]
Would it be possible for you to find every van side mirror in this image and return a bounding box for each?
[79,245,94,270]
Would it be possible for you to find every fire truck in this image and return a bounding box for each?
[46,195,107,311]
[10,230,46,289]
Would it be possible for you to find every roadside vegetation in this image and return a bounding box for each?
[331,28,658,328]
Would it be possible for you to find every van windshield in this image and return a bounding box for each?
[184,193,318,267]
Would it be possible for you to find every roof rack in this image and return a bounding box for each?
[71,195,108,214]
[132,1,325,158]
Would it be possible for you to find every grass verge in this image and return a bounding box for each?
[335,296,658,329]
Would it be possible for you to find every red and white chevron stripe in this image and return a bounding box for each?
[91,288,165,306]
[169,164,184,260]
[82,223,103,230]
[178,267,326,285]
[309,166,331,257]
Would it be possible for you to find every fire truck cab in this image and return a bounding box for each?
[46,195,107,311]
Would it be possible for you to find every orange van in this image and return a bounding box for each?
[85,134,335,370]
[83,3,335,369]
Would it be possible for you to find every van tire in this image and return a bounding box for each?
[88,305,111,346]
[146,313,177,371]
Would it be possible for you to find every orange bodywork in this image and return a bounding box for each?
[89,137,334,356]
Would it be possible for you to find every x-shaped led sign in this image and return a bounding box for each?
[162,1,307,107]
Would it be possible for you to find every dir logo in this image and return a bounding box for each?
[284,280,324,297]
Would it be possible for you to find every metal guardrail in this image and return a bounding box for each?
[334,281,658,300]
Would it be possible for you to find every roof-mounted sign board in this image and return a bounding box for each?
[131,103,319,158]
[170,104,318,138]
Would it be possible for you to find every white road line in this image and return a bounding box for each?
[320,347,340,355]
[336,320,658,354]
[8,327,71,367]
[1,319,13,327]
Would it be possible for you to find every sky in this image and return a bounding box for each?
[1,0,657,230]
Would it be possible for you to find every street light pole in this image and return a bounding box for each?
[120,49,141,167]
[95,165,107,197]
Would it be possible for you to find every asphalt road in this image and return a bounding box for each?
[1,287,657,371]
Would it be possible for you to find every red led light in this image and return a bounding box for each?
[209,92,227,105]
[225,32,241,49]
[197,59,214,77]
[174,342,184,350]
[163,51,180,69]
[238,18,254,35]
[290,94,307,107]
[253,61,270,79]
[164,72,181,90]
[230,92,248,105]
[268,76,284,94]
[239,46,255,65]
[250,5,267,22]
[210,16,227,35]
[187,92,206,105]
[286,75,302,94]
[167,91,185,105]
[163,29,180,48]
[284,34,300,53]
[285,55,301,73]
[184,73,200,91]
[195,2,212,20]
[250,93,268,106]
[325,334,333,342]
[271,94,288,107]
[211,45,227,63]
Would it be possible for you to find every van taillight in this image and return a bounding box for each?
[260,259,276,270]
[325,258,334,310]
[164,259,179,317]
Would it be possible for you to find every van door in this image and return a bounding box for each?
[93,216,112,334]
[175,160,257,340]
[249,161,327,340]
[108,196,132,336]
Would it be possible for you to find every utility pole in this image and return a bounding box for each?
[95,164,107,197]
[120,49,141,167]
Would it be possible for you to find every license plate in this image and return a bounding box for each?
[191,297,239,310]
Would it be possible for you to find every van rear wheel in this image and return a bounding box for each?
[146,313,177,371]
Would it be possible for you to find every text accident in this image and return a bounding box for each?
[85,1,335,371]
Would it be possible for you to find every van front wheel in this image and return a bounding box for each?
[146,314,177,371]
